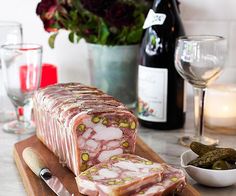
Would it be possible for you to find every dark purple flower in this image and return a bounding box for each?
[36,0,57,19]
[105,2,135,27]
[80,0,114,17]
[36,0,59,32]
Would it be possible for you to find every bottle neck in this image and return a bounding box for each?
[149,0,185,38]
[153,0,179,13]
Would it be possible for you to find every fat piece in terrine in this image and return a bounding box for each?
[33,83,138,175]
[76,154,164,196]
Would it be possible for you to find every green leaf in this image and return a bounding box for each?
[68,32,75,43]
[127,28,143,43]
[54,11,60,20]
[86,35,99,43]
[114,27,129,45]
[51,23,61,29]
[48,33,58,49]
[98,20,109,44]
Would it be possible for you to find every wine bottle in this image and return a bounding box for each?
[138,0,185,130]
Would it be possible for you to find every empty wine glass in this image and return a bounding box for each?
[1,43,42,134]
[175,35,227,146]
[0,21,23,122]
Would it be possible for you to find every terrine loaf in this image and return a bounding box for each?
[76,154,165,196]
[33,83,138,176]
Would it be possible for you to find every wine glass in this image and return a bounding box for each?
[0,21,23,122]
[1,43,42,134]
[175,35,227,146]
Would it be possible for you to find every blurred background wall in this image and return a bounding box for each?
[0,0,235,88]
[181,0,234,68]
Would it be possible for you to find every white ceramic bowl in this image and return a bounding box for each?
[181,150,236,187]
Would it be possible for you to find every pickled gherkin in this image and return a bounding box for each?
[190,142,216,156]
[212,160,231,170]
[188,148,236,168]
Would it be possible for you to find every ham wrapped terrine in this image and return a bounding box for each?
[33,83,138,176]
[76,154,186,196]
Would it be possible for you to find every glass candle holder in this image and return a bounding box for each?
[205,68,236,135]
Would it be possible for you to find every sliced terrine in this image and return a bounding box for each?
[76,154,165,196]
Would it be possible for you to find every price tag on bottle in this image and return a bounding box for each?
[143,9,166,29]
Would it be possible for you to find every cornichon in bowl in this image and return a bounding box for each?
[190,142,217,156]
[188,142,236,169]
[212,160,236,170]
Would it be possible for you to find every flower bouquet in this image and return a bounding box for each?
[36,0,151,48]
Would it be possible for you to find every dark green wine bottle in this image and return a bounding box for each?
[138,0,185,130]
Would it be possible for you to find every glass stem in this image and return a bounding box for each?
[193,87,206,138]
[14,105,23,122]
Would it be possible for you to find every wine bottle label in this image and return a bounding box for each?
[138,65,168,122]
[143,9,166,29]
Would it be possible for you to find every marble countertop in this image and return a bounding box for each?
[0,96,236,196]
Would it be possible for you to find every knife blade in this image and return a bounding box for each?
[22,147,73,196]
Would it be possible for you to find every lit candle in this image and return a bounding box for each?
[205,84,236,134]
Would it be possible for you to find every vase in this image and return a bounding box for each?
[87,43,139,108]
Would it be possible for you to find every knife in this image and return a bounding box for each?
[22,147,73,196]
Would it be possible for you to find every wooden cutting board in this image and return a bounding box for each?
[14,135,200,196]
